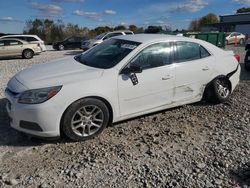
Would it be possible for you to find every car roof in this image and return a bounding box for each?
[0,34,38,37]
[0,38,28,43]
[109,30,133,34]
[0,35,41,40]
[114,34,195,44]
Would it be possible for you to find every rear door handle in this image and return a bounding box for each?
[202,67,210,71]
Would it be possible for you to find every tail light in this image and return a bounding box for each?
[234,54,240,63]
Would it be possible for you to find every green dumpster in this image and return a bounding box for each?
[184,32,226,48]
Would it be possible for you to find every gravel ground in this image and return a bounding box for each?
[0,46,249,188]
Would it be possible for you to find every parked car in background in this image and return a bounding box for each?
[53,36,88,50]
[0,38,41,59]
[81,30,134,50]
[5,34,240,141]
[226,32,245,45]
[0,35,46,51]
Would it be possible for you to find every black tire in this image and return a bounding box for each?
[22,49,34,59]
[58,44,64,51]
[61,98,110,141]
[204,77,231,104]
[245,63,250,71]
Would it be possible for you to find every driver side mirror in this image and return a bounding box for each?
[121,64,142,75]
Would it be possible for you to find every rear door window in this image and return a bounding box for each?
[26,37,38,42]
[104,33,123,40]
[0,41,4,46]
[125,32,133,35]
[9,40,21,45]
[175,42,211,63]
[176,42,200,62]
[67,37,75,42]
[200,46,210,58]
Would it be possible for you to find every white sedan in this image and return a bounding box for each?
[5,34,240,141]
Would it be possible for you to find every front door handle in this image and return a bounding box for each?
[162,75,173,80]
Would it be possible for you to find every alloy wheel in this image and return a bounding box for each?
[216,80,230,99]
[71,105,104,137]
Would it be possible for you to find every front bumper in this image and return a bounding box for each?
[5,89,62,138]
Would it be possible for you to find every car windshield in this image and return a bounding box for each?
[95,33,107,40]
[75,39,141,69]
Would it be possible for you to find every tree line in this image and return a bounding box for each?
[189,7,250,31]
[23,7,250,43]
[23,19,146,44]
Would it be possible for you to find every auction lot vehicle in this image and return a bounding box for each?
[0,38,41,59]
[226,32,245,45]
[53,36,88,51]
[81,30,134,50]
[245,43,250,71]
[5,34,240,141]
[0,35,46,52]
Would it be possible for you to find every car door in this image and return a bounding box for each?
[0,40,7,57]
[65,37,75,49]
[173,41,213,102]
[228,33,236,44]
[118,42,175,117]
[74,37,82,48]
[7,40,23,56]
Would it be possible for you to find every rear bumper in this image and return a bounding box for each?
[228,64,241,92]
[40,44,46,52]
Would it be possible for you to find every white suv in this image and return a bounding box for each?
[81,30,133,50]
[0,35,46,51]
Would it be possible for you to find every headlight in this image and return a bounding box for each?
[18,86,62,104]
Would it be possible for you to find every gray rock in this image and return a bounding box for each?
[197,163,206,169]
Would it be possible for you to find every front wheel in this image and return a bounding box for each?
[58,44,64,51]
[61,98,110,141]
[205,77,231,103]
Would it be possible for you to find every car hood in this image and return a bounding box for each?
[85,39,102,44]
[9,56,104,92]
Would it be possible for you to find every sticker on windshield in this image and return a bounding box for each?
[121,44,137,50]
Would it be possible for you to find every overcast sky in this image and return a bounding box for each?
[0,0,249,33]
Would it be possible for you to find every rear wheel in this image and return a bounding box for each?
[61,98,110,141]
[22,49,34,59]
[205,77,231,103]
